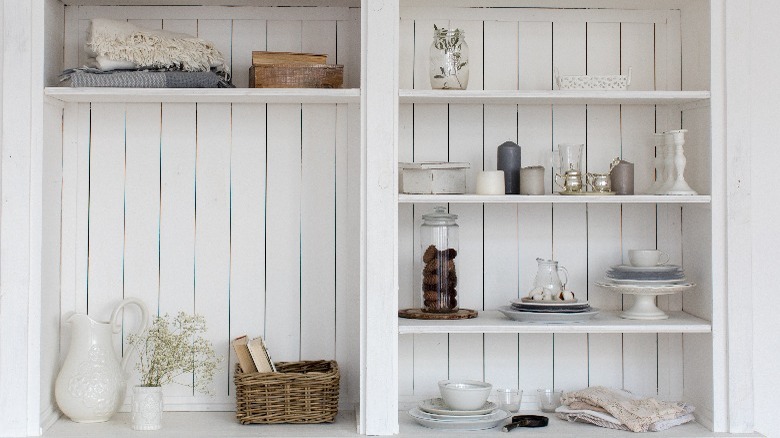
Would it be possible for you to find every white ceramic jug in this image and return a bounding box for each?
[55,298,148,423]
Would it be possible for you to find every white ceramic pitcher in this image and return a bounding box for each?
[55,298,148,423]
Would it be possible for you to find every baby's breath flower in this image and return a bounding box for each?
[128,312,222,394]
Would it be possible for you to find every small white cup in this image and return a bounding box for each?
[537,389,562,413]
[628,249,670,267]
[476,170,505,195]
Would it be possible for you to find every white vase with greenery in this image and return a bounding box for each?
[127,312,221,430]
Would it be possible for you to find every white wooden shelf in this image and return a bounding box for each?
[398,412,762,438]
[398,310,711,334]
[44,410,761,438]
[44,87,361,104]
[399,89,711,105]
[398,194,712,204]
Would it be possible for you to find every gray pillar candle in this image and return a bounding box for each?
[497,141,522,194]
[610,159,635,195]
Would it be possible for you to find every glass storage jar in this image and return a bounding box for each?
[420,207,460,313]
[429,27,469,90]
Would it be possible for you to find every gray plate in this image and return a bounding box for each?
[498,305,600,323]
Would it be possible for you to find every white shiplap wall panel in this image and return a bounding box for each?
[122,103,162,387]
[519,22,552,91]
[228,103,267,386]
[302,21,338,65]
[87,103,126,325]
[231,20,267,91]
[159,103,197,397]
[300,104,338,361]
[194,103,232,397]
[265,104,302,362]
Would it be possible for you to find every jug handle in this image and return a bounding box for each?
[110,298,149,372]
[559,266,569,290]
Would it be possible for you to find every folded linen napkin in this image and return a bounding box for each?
[60,68,231,88]
[86,18,228,75]
[558,386,691,432]
[556,404,696,432]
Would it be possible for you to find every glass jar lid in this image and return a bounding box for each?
[422,206,458,225]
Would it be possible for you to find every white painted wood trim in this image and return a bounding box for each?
[45,88,360,103]
[398,310,711,334]
[398,194,712,204]
[0,0,42,436]
[361,0,399,434]
[723,0,754,433]
[399,90,710,104]
[402,7,672,23]
[73,5,354,20]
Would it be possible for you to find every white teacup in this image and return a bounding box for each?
[628,249,669,267]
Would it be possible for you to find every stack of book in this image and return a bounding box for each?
[232,335,276,373]
[248,51,343,88]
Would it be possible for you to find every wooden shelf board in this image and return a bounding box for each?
[398,310,711,334]
[399,89,711,105]
[44,87,361,104]
[399,194,712,204]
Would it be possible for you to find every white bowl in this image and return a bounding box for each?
[438,380,492,411]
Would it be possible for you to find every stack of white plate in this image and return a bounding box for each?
[497,298,599,323]
[604,264,687,285]
[408,398,509,430]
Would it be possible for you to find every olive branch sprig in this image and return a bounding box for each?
[432,25,468,87]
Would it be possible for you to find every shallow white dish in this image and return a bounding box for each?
[513,298,587,307]
[604,278,688,285]
[408,407,509,430]
[418,398,497,416]
[610,264,682,273]
[498,305,600,323]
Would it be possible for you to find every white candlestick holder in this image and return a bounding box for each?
[665,129,697,195]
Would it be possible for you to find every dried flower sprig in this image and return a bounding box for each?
[128,312,222,394]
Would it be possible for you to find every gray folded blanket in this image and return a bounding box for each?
[60,69,232,88]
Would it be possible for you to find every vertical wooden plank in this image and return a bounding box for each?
[159,103,196,397]
[519,22,552,90]
[194,103,232,397]
[302,21,337,65]
[265,103,302,362]
[87,103,126,324]
[337,10,361,89]
[551,20,588,392]
[300,104,337,360]
[162,19,197,36]
[128,19,160,30]
[197,19,233,73]
[398,334,414,397]
[398,104,415,309]
[75,103,91,316]
[584,21,623,390]
[448,104,484,383]
[123,103,161,387]
[267,20,303,52]
[232,20,267,89]
[229,103,266,389]
[78,19,90,71]
[484,20,518,90]
[399,19,415,90]
[411,103,449,396]
[622,22,655,92]
[60,103,79,326]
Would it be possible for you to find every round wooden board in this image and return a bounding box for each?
[398,308,478,320]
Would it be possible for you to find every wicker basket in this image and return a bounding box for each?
[234,360,340,424]
[249,64,344,88]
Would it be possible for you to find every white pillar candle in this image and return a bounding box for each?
[475,170,505,195]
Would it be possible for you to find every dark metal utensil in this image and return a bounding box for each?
[502,415,549,432]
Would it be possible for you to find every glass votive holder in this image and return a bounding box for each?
[537,389,563,413]
[495,388,522,413]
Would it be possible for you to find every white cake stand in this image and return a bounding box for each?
[595,281,696,320]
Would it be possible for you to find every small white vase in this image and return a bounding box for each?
[131,386,163,431]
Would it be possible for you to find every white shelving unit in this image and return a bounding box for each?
[0,0,755,437]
